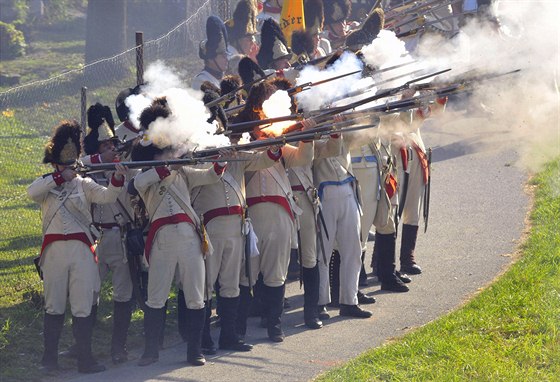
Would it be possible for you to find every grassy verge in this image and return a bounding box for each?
[317,160,560,381]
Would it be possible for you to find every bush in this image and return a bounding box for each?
[0,21,26,59]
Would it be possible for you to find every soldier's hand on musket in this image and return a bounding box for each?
[114,163,128,181]
[300,118,317,131]
[218,147,237,159]
[401,87,416,100]
[61,167,78,181]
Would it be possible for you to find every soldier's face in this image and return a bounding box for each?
[214,53,229,72]
[239,35,259,59]
[99,140,115,154]
[273,57,291,70]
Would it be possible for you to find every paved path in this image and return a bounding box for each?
[60,113,530,382]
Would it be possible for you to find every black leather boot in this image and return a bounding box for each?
[236,285,251,338]
[111,300,132,364]
[302,265,322,329]
[328,250,340,307]
[359,251,368,286]
[73,313,105,374]
[377,232,409,293]
[138,306,164,366]
[201,299,217,355]
[186,307,206,366]
[219,296,253,351]
[287,248,300,281]
[41,312,65,372]
[264,284,285,342]
[400,224,422,274]
[177,289,188,342]
[60,304,97,359]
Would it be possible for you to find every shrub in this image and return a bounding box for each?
[0,21,26,59]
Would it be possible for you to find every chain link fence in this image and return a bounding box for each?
[0,0,230,308]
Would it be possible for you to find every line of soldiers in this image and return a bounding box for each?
[29,0,460,374]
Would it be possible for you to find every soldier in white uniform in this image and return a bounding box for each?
[192,16,229,91]
[191,146,282,352]
[130,100,226,367]
[82,103,135,364]
[323,0,358,50]
[115,86,143,143]
[313,137,373,319]
[28,120,126,374]
[225,0,259,62]
[397,96,448,275]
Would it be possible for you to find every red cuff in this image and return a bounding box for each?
[214,162,226,175]
[90,154,102,164]
[267,148,282,161]
[155,166,171,179]
[52,171,65,186]
[415,107,431,119]
[436,96,448,106]
[276,69,285,78]
[111,175,125,187]
[330,134,340,138]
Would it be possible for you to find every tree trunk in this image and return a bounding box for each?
[85,0,127,64]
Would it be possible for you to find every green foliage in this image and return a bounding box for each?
[0,0,28,24]
[42,0,87,24]
[0,21,26,59]
[317,160,560,382]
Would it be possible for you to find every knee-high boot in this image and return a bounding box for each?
[400,224,422,274]
[328,250,340,307]
[41,312,65,372]
[236,285,251,338]
[376,233,409,293]
[138,306,164,366]
[302,265,322,329]
[264,284,285,342]
[73,313,105,374]
[111,300,132,364]
[177,289,188,342]
[359,251,368,286]
[219,296,253,351]
[185,307,206,366]
[201,299,216,355]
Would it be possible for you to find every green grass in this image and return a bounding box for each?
[317,161,560,382]
[0,17,86,87]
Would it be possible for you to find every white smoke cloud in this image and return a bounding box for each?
[411,0,560,172]
[125,61,229,153]
[295,51,364,111]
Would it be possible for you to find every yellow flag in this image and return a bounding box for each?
[280,0,305,46]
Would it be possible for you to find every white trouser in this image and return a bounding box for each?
[317,183,361,306]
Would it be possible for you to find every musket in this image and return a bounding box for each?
[423,147,432,233]
[311,68,451,118]
[224,113,303,134]
[389,0,463,30]
[384,0,420,18]
[328,68,426,105]
[292,55,332,70]
[287,69,362,96]
[205,72,275,109]
[77,158,239,173]
[191,122,384,158]
[385,0,445,23]
[396,13,459,38]
[224,103,245,116]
